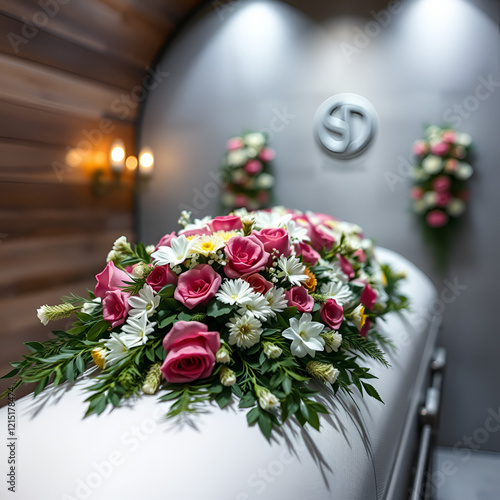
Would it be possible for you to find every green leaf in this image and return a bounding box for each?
[75,354,86,374]
[282,376,292,395]
[215,387,232,409]
[65,360,76,384]
[238,392,256,408]
[206,300,233,318]
[25,342,45,352]
[246,407,260,426]
[258,413,273,439]
[158,390,184,402]
[67,325,89,336]
[0,367,20,379]
[299,399,310,421]
[34,377,49,397]
[306,406,320,430]
[53,367,63,387]
[178,312,192,321]
[159,314,177,329]
[73,312,93,322]
[361,382,384,403]
[87,320,111,341]
[158,284,175,298]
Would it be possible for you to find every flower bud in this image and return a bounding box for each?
[262,342,282,359]
[306,361,339,384]
[220,366,237,386]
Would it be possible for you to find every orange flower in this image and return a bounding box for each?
[303,267,317,293]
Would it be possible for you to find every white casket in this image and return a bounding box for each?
[0,248,441,500]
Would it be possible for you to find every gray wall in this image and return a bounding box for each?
[138,0,500,451]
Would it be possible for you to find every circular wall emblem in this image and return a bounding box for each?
[314,93,378,160]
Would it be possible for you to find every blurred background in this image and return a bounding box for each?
[0,0,499,490]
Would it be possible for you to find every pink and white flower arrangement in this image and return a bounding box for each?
[220,132,275,212]
[411,126,473,228]
[4,207,407,437]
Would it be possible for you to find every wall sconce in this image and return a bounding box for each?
[110,139,125,175]
[125,155,138,172]
[139,148,154,178]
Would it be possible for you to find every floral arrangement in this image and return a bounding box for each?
[1,207,407,437]
[410,126,473,265]
[220,132,275,212]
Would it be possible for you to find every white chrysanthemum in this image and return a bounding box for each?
[227,149,247,167]
[317,259,349,283]
[128,284,160,318]
[282,313,325,358]
[151,235,198,266]
[112,235,130,253]
[216,278,255,305]
[447,198,465,216]
[284,219,310,244]
[81,297,102,315]
[238,293,273,320]
[253,207,291,229]
[277,255,308,286]
[258,389,280,410]
[256,173,275,190]
[422,155,443,175]
[190,234,225,257]
[244,132,266,148]
[320,281,353,306]
[227,313,263,349]
[265,287,288,315]
[104,332,132,365]
[180,216,212,233]
[456,162,473,180]
[121,313,156,346]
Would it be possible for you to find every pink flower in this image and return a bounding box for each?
[353,249,366,263]
[426,210,448,228]
[442,131,456,143]
[445,159,458,172]
[180,228,212,239]
[235,194,248,208]
[308,223,335,252]
[320,299,344,330]
[102,290,130,327]
[174,264,221,310]
[244,159,263,175]
[338,255,355,280]
[294,242,320,266]
[94,261,131,299]
[360,284,377,310]
[146,265,178,292]
[257,190,269,205]
[156,231,176,250]
[286,286,314,313]
[436,192,452,207]
[227,138,244,151]
[161,321,220,384]
[411,187,424,200]
[312,212,338,225]
[433,176,451,192]
[244,273,273,295]
[360,318,371,338]
[259,148,275,162]
[224,235,270,278]
[253,228,291,258]
[210,215,243,232]
[431,142,449,156]
[413,141,428,156]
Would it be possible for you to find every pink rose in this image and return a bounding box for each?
[411,187,424,200]
[426,210,448,228]
[360,318,371,338]
[94,261,131,299]
[436,192,452,207]
[102,290,130,327]
[360,284,377,310]
[244,273,273,295]
[146,265,178,292]
[311,212,338,226]
[353,249,366,263]
[445,159,458,172]
[431,142,449,156]
[253,228,291,258]
[338,255,355,280]
[244,159,263,175]
[294,242,320,266]
[308,223,335,251]
[235,194,248,208]
[413,141,428,156]
[320,299,344,330]
[442,131,456,143]
[286,286,314,313]
[161,321,220,383]
[259,148,275,162]
[224,235,270,278]
[433,176,451,192]
[210,215,243,232]
[227,138,244,151]
[155,231,176,250]
[174,264,221,309]
[180,228,211,238]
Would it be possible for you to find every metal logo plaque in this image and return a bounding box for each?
[314,94,378,160]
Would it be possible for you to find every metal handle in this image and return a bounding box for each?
[410,423,433,500]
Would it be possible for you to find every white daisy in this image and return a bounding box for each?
[317,258,349,283]
[265,287,288,315]
[237,293,273,320]
[128,284,160,318]
[104,332,132,365]
[227,313,263,349]
[284,219,310,244]
[151,235,198,266]
[320,281,353,306]
[216,279,255,306]
[253,207,291,229]
[190,234,225,257]
[282,313,325,358]
[277,255,308,286]
[121,313,156,346]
